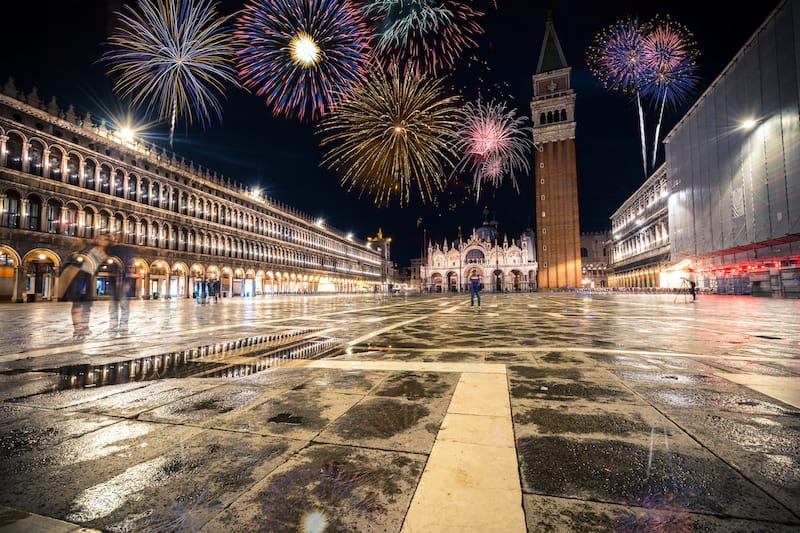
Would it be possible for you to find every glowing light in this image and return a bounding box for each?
[290,32,320,66]
[741,118,757,130]
[118,127,134,142]
[302,510,328,533]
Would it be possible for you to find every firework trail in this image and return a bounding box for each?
[453,99,533,201]
[358,0,486,76]
[587,17,651,177]
[101,0,239,147]
[234,0,372,121]
[317,66,461,207]
[642,15,699,167]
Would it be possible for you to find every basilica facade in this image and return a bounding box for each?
[420,213,538,293]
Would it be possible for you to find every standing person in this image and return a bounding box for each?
[687,269,698,301]
[108,232,135,336]
[469,269,482,309]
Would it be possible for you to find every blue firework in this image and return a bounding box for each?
[233,0,372,121]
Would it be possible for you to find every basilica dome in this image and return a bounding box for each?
[475,207,498,242]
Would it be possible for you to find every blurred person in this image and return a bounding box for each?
[108,232,135,336]
[59,234,110,340]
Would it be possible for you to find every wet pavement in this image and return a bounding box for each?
[0,292,798,532]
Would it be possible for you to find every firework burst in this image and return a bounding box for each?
[101,0,239,147]
[233,0,372,121]
[587,17,652,177]
[587,16,700,174]
[359,0,486,76]
[586,17,650,94]
[317,66,461,207]
[641,15,699,166]
[453,99,533,200]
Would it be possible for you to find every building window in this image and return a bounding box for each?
[1,192,21,228]
[67,154,79,185]
[128,175,137,201]
[83,210,95,238]
[46,200,61,233]
[48,148,62,179]
[28,141,44,176]
[114,170,125,197]
[64,205,78,236]
[84,160,96,189]
[99,165,111,194]
[5,133,23,170]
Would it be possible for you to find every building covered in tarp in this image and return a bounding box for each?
[664,0,800,297]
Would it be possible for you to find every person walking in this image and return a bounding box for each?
[469,269,482,310]
[59,234,110,340]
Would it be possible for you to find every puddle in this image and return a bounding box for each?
[0,331,342,395]
[269,413,304,424]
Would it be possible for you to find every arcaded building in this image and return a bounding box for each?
[0,81,386,303]
[608,164,672,289]
[665,0,799,297]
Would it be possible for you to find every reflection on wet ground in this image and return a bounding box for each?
[0,292,798,532]
[2,328,341,393]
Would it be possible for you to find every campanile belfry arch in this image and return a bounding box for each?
[530,14,582,289]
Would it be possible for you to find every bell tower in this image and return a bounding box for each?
[530,14,582,289]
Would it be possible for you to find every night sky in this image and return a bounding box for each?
[0,0,782,265]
